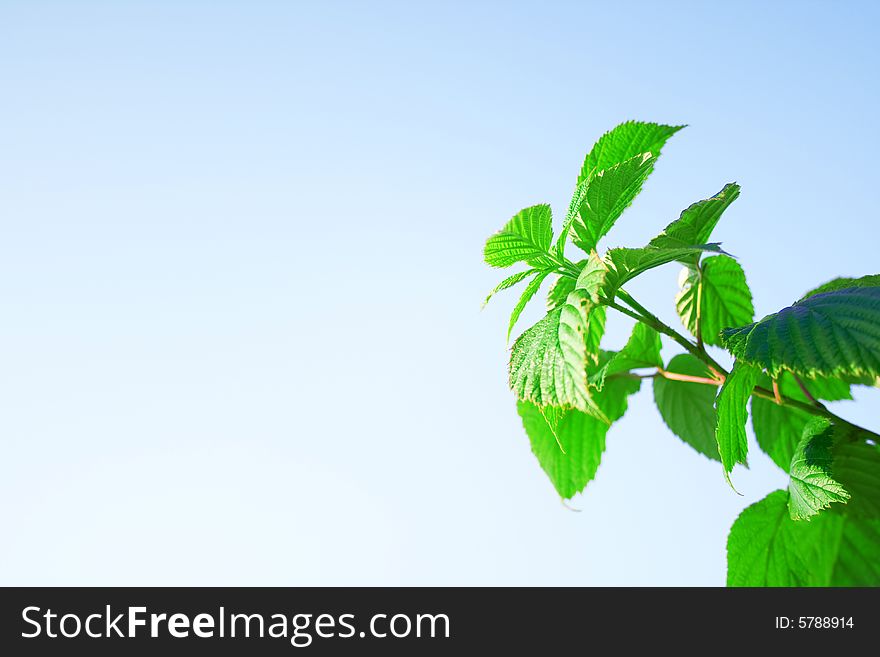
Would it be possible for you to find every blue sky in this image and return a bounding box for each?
[1,1,878,585]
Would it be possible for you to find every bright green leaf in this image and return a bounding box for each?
[576,121,684,186]
[585,306,606,366]
[650,184,740,263]
[507,271,550,341]
[715,361,759,478]
[727,489,841,586]
[509,306,595,417]
[509,264,608,418]
[652,354,720,460]
[571,153,656,253]
[555,182,589,258]
[576,254,608,364]
[727,489,880,586]
[484,204,555,269]
[598,244,725,301]
[482,269,537,308]
[788,419,851,520]
[720,287,880,379]
[517,367,640,499]
[675,255,754,346]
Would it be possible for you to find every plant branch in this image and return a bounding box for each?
[658,369,722,386]
[604,289,854,426]
[752,385,835,419]
[612,290,729,375]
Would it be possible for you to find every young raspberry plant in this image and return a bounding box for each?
[482,121,880,586]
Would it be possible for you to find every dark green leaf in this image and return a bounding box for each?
[800,274,880,300]
[751,372,853,472]
[653,354,720,460]
[727,489,880,586]
[720,288,880,379]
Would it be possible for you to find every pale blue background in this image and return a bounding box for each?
[1,1,878,585]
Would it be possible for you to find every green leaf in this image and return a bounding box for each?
[509,266,608,418]
[727,489,841,586]
[576,251,613,296]
[751,394,811,473]
[571,153,657,253]
[585,306,606,366]
[576,121,684,186]
[788,419,851,520]
[715,361,759,478]
[546,267,582,311]
[555,182,589,258]
[558,121,683,257]
[649,184,740,262]
[831,516,880,585]
[720,287,880,379]
[675,255,754,346]
[590,322,662,390]
[507,271,550,341]
[482,269,537,308]
[751,371,853,472]
[800,274,880,300]
[791,418,880,519]
[652,354,720,460]
[597,244,725,301]
[727,489,880,586]
[574,253,608,364]
[484,204,555,269]
[833,434,880,518]
[509,306,593,415]
[517,368,640,499]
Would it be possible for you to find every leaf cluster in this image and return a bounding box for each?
[482,121,880,585]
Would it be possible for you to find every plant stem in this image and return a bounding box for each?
[752,385,835,419]
[793,373,824,407]
[611,290,729,375]
[606,289,846,425]
[658,369,722,385]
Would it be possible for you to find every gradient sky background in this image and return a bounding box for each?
[2,1,878,585]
